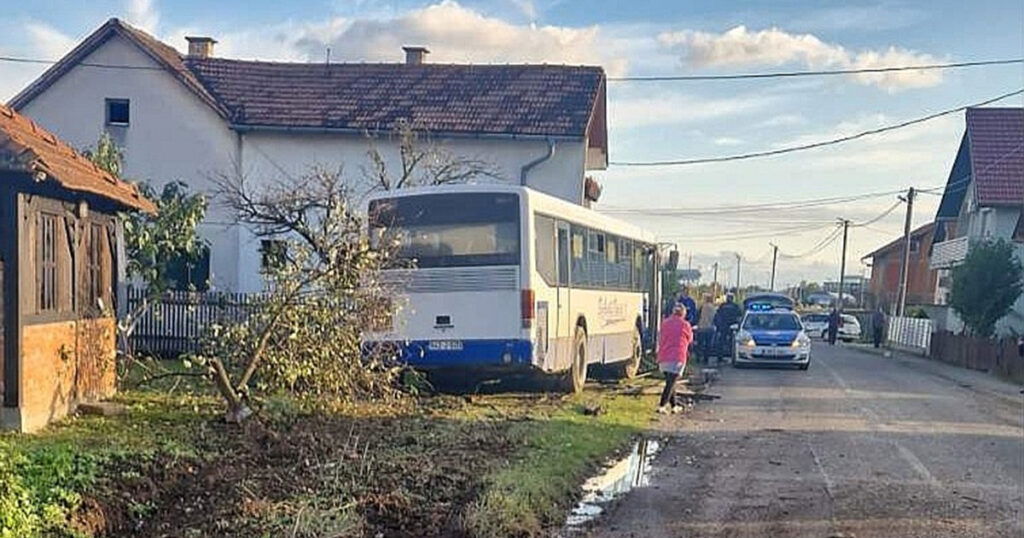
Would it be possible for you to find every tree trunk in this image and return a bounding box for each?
[210,358,252,423]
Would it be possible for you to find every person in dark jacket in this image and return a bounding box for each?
[713,293,742,358]
[828,307,840,345]
[872,307,886,348]
[677,287,699,326]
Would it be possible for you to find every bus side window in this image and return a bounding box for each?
[571,225,586,286]
[534,215,557,286]
[557,225,570,287]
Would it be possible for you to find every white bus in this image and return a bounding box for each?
[366,184,663,392]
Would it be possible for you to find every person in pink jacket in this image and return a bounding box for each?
[657,303,694,414]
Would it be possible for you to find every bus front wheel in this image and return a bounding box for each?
[564,326,588,394]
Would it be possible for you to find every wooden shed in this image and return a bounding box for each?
[0,104,155,432]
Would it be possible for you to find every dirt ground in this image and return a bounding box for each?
[585,345,1024,538]
[82,401,526,537]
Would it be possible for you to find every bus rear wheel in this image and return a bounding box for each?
[617,329,642,379]
[563,326,588,394]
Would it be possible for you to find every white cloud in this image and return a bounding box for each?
[509,0,538,20]
[713,136,743,146]
[290,1,628,74]
[657,25,943,91]
[609,91,775,129]
[25,22,76,59]
[126,0,160,34]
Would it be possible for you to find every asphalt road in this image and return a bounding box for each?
[588,345,1024,538]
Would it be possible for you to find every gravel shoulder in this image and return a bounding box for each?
[586,345,1024,538]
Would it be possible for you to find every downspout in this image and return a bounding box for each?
[520,138,556,187]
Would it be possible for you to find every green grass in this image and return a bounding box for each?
[463,383,658,537]
[0,391,222,538]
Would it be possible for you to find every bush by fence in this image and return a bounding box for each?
[126,287,264,357]
[929,331,1024,383]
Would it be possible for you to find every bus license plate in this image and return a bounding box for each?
[428,340,463,351]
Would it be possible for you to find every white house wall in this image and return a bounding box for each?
[239,131,586,203]
[16,34,249,291]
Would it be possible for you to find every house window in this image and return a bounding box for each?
[909,238,921,254]
[38,212,58,311]
[86,223,104,309]
[166,247,210,292]
[105,98,130,126]
[260,240,288,271]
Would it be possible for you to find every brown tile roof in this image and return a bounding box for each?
[186,58,605,138]
[9,19,605,142]
[966,107,1024,206]
[0,104,155,212]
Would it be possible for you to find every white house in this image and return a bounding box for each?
[929,107,1024,335]
[9,18,609,293]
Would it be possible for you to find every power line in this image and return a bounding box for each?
[850,200,903,227]
[601,188,903,216]
[610,88,1024,167]
[1,54,1018,77]
[0,55,168,71]
[608,58,1024,82]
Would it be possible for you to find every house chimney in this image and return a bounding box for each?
[186,36,217,59]
[403,46,429,66]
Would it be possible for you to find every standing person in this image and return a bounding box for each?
[657,303,693,414]
[677,287,699,326]
[696,293,717,364]
[713,293,742,360]
[872,307,886,348]
[827,306,840,346]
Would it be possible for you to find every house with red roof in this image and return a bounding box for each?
[862,221,938,312]
[929,107,1024,334]
[1,103,154,432]
[8,18,609,294]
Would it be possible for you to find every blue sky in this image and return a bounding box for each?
[2,0,1022,286]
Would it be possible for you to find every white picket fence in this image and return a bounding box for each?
[887,316,933,355]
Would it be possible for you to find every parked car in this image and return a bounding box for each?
[839,314,862,342]
[801,313,829,339]
[734,309,811,370]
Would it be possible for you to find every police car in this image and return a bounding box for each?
[733,303,811,370]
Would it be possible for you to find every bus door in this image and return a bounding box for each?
[555,222,571,368]
[645,246,661,351]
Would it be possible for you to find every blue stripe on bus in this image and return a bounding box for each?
[378,339,534,368]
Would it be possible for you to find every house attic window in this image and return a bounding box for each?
[105,98,130,126]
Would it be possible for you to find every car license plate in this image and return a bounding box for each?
[755,347,780,357]
[428,340,463,351]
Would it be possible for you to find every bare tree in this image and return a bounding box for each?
[362,122,501,191]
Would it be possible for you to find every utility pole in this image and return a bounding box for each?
[712,262,719,297]
[734,253,742,292]
[769,243,779,291]
[838,219,851,316]
[896,187,916,317]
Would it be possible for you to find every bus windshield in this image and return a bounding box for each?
[369,192,520,268]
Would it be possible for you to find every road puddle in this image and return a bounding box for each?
[563,438,661,531]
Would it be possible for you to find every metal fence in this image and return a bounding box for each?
[126,287,264,357]
[887,316,933,354]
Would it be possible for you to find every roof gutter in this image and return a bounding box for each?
[520,137,556,186]
[229,123,582,143]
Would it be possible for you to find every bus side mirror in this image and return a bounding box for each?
[666,250,679,272]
